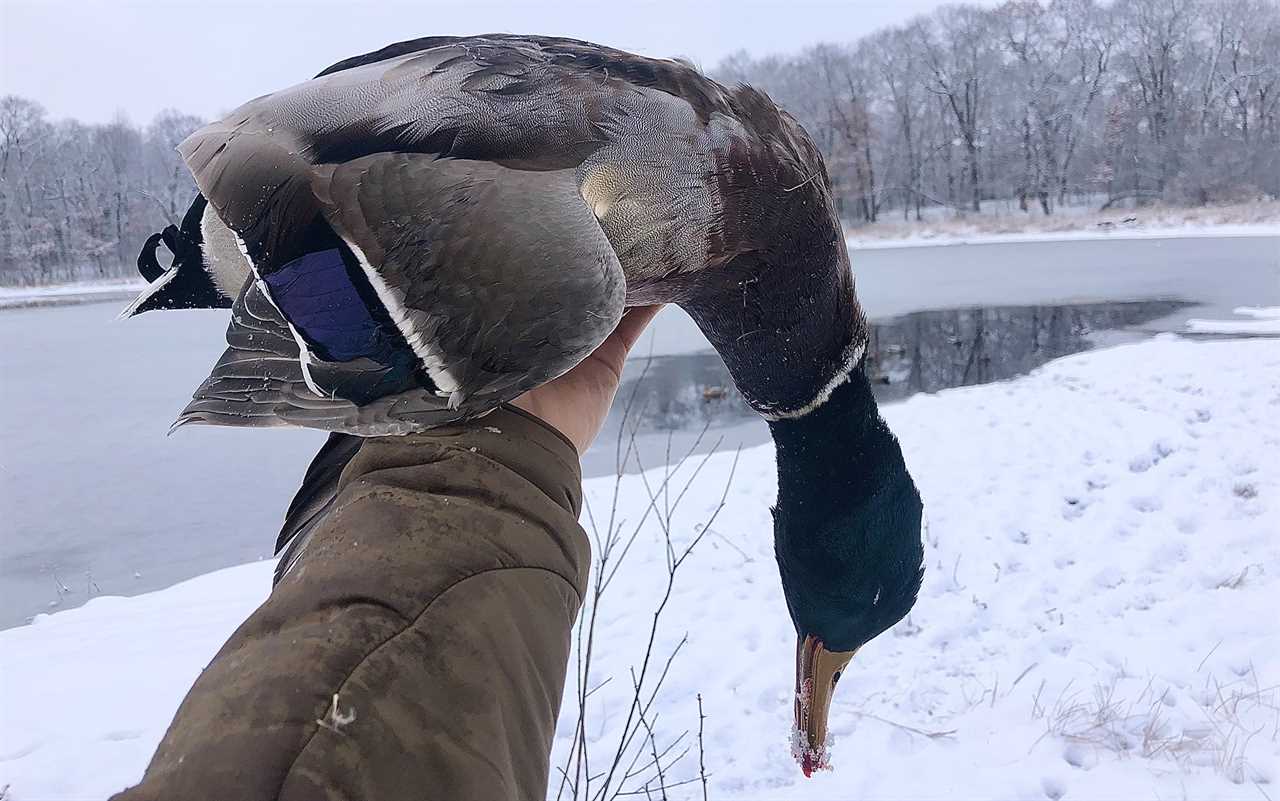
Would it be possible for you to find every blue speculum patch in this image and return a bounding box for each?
[264,249,397,363]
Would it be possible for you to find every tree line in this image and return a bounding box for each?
[720,0,1279,221]
[2,0,1276,285]
[0,99,202,285]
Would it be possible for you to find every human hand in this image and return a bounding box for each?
[511,305,663,454]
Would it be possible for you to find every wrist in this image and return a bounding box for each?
[509,396,586,454]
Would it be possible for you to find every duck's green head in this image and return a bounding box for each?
[767,363,925,776]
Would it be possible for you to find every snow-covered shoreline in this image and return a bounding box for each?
[1186,306,1280,335]
[2,334,1275,800]
[0,279,145,309]
[849,222,1280,250]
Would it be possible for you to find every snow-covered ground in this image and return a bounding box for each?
[848,222,1280,250]
[1187,307,1280,336]
[2,335,1276,800]
[846,199,1280,249]
[0,279,145,308]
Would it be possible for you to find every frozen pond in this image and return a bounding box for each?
[1,234,1276,627]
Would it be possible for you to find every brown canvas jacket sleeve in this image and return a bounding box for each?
[112,407,590,801]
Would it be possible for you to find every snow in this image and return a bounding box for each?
[844,198,1280,250]
[848,222,1280,250]
[0,279,145,308]
[1186,307,1280,335]
[2,336,1278,801]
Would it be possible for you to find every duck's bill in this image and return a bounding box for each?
[792,634,856,777]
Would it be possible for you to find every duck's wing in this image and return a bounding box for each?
[174,155,625,434]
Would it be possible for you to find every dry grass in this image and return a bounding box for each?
[1031,665,1279,786]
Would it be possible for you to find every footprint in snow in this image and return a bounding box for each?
[1092,567,1125,589]
[1062,743,1097,770]
[1229,457,1257,476]
[1061,497,1088,520]
[1130,495,1162,513]
[1041,775,1068,799]
[1129,454,1154,473]
[1232,482,1259,499]
[1044,634,1073,656]
[1129,440,1178,473]
[756,686,786,713]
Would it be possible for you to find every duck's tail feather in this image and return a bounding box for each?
[173,278,465,436]
[274,431,362,584]
[121,195,237,318]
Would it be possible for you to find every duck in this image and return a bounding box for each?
[124,34,924,777]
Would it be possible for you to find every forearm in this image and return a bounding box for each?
[113,407,589,801]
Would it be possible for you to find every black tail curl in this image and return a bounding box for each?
[137,231,169,282]
[125,195,231,315]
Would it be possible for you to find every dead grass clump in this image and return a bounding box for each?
[1031,666,1279,785]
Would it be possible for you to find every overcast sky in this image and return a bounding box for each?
[2,0,964,124]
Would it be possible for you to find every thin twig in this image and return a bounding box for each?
[1198,639,1224,672]
[615,776,706,796]
[633,669,668,801]
[560,358,738,800]
[855,711,958,739]
[697,694,709,801]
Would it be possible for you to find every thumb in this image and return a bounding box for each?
[610,305,664,355]
[581,305,664,383]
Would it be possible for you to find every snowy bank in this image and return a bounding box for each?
[2,336,1277,800]
[0,279,145,309]
[1186,306,1280,336]
[848,222,1280,250]
[845,199,1280,249]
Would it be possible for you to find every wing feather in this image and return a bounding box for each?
[313,155,626,408]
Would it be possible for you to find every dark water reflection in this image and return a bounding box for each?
[581,299,1190,477]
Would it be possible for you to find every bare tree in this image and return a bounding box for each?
[0,98,202,286]
[872,27,930,219]
[709,0,1277,224]
[3,0,1279,287]
[146,109,205,224]
[1114,0,1197,195]
[914,6,1000,212]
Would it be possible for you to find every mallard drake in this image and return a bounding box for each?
[125,34,924,776]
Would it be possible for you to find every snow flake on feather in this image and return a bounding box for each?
[317,692,357,733]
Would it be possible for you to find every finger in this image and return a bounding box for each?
[579,305,665,383]
[609,305,664,354]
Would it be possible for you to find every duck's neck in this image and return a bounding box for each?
[767,365,889,514]
[766,366,923,647]
[678,250,865,418]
